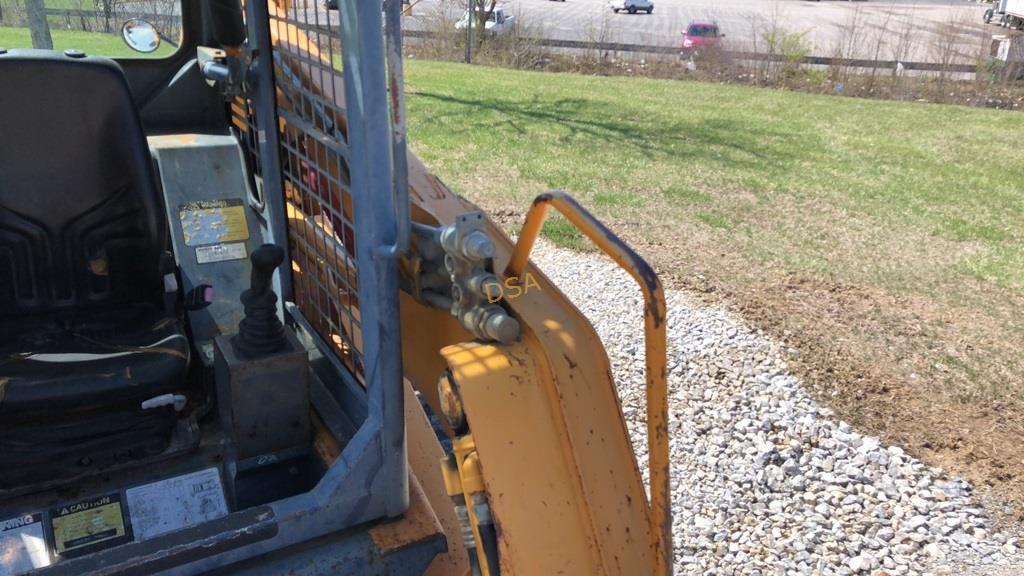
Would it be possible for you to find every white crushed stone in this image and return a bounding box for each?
[529,240,1024,576]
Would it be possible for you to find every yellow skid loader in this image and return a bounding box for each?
[0,1,671,574]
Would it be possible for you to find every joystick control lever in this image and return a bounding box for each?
[233,244,287,357]
[214,242,310,479]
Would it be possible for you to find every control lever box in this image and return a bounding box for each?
[213,330,310,467]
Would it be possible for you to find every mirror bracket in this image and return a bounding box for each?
[197,46,248,99]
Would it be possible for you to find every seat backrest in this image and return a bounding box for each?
[0,49,167,316]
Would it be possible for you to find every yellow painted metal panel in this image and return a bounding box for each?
[443,342,605,576]
[506,190,672,575]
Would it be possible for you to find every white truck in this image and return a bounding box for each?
[609,0,654,14]
[455,8,516,35]
[985,0,1024,29]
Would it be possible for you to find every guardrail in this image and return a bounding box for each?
[404,29,978,74]
[44,8,169,20]
[43,7,181,36]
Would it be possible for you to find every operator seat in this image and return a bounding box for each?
[0,50,189,488]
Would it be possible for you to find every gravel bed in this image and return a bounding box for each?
[529,241,1024,576]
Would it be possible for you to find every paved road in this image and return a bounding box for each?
[405,0,993,61]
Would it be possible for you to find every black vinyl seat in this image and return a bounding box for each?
[0,49,189,487]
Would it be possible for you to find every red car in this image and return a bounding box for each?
[680,21,723,56]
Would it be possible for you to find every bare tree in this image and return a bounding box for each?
[888,7,917,100]
[829,4,868,86]
[472,0,496,35]
[100,0,113,32]
[24,0,53,49]
[583,10,617,62]
[462,0,500,58]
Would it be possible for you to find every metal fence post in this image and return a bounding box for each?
[465,0,472,63]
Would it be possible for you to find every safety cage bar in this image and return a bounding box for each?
[141,0,411,570]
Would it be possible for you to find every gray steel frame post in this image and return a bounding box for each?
[338,0,409,517]
[381,0,410,259]
[245,0,293,303]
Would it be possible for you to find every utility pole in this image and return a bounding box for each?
[24,0,53,49]
[464,0,472,64]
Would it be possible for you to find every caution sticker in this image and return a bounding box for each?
[0,513,51,575]
[125,468,228,542]
[195,241,247,264]
[179,199,250,247]
[49,493,131,557]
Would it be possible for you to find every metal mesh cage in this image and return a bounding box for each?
[224,0,409,536]
[268,0,364,380]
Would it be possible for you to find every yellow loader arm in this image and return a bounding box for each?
[400,175,671,575]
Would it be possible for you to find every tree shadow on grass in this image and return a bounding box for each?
[410,91,807,173]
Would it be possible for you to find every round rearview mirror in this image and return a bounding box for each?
[121,18,161,53]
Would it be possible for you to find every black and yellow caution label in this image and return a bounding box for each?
[49,493,131,557]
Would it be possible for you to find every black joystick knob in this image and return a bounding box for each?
[233,244,287,357]
[248,243,283,299]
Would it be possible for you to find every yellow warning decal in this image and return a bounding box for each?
[179,199,250,247]
[50,493,131,556]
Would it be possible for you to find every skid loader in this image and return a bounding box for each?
[0,0,671,574]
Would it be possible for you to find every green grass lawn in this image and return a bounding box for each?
[404,60,1024,504]
[0,26,175,58]
[405,60,1024,299]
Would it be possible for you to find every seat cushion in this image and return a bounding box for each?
[0,304,189,488]
[0,304,188,421]
[0,404,182,489]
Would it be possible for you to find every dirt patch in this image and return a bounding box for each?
[492,195,1024,523]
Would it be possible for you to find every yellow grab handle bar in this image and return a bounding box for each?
[505,190,672,576]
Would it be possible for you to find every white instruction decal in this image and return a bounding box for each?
[0,513,51,575]
[195,241,247,264]
[125,468,228,542]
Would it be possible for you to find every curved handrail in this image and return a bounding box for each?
[504,190,672,576]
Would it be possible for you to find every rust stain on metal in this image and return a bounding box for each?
[389,75,402,125]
